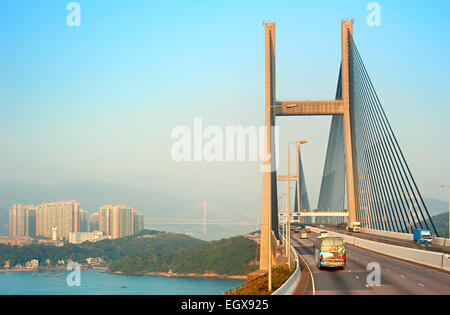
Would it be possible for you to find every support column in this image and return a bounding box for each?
[260,22,277,271]
[341,20,360,228]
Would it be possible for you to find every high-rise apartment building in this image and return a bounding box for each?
[79,209,89,232]
[36,201,80,240]
[99,204,142,239]
[111,205,133,239]
[99,205,113,236]
[133,211,144,234]
[9,204,36,237]
[89,211,99,232]
[10,201,143,240]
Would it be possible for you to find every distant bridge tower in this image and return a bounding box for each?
[203,201,207,240]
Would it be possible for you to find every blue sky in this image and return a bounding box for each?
[0,0,449,214]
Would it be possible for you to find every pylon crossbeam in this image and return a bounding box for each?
[277,175,298,181]
[280,212,349,217]
[274,100,344,116]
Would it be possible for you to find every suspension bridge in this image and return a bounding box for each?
[260,20,447,284]
[145,201,259,239]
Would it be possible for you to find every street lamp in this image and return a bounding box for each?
[441,185,450,238]
[287,140,308,270]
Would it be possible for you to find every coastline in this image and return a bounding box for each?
[108,270,247,280]
[0,266,92,273]
[0,267,246,280]
[0,268,38,273]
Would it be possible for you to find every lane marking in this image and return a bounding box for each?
[296,240,316,295]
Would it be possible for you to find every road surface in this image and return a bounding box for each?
[292,231,450,295]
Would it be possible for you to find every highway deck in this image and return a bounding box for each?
[292,231,450,295]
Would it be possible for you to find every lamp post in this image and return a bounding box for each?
[287,140,308,270]
[441,185,450,238]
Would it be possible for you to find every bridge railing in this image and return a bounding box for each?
[361,228,450,248]
[278,231,296,271]
[271,231,302,295]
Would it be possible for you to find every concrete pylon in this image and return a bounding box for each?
[260,22,278,271]
[259,20,361,270]
[341,20,361,228]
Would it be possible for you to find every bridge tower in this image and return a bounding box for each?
[260,20,360,271]
[341,20,361,227]
[260,22,278,271]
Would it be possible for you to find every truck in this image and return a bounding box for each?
[413,229,433,246]
[346,221,361,233]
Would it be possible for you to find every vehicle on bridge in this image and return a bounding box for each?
[314,236,346,269]
[320,231,328,237]
[300,232,308,239]
[346,221,361,233]
[413,229,433,246]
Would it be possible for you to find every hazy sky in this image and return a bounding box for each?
[0,0,449,216]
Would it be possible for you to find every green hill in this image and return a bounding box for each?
[0,231,259,276]
[109,236,259,276]
[0,230,205,267]
[424,212,449,238]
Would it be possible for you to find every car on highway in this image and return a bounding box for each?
[305,228,312,233]
[314,236,346,269]
[294,229,300,234]
[300,232,308,239]
[320,231,328,237]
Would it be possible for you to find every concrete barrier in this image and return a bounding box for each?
[432,237,450,248]
[361,228,413,241]
[307,226,449,272]
[442,255,450,272]
[360,227,450,249]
